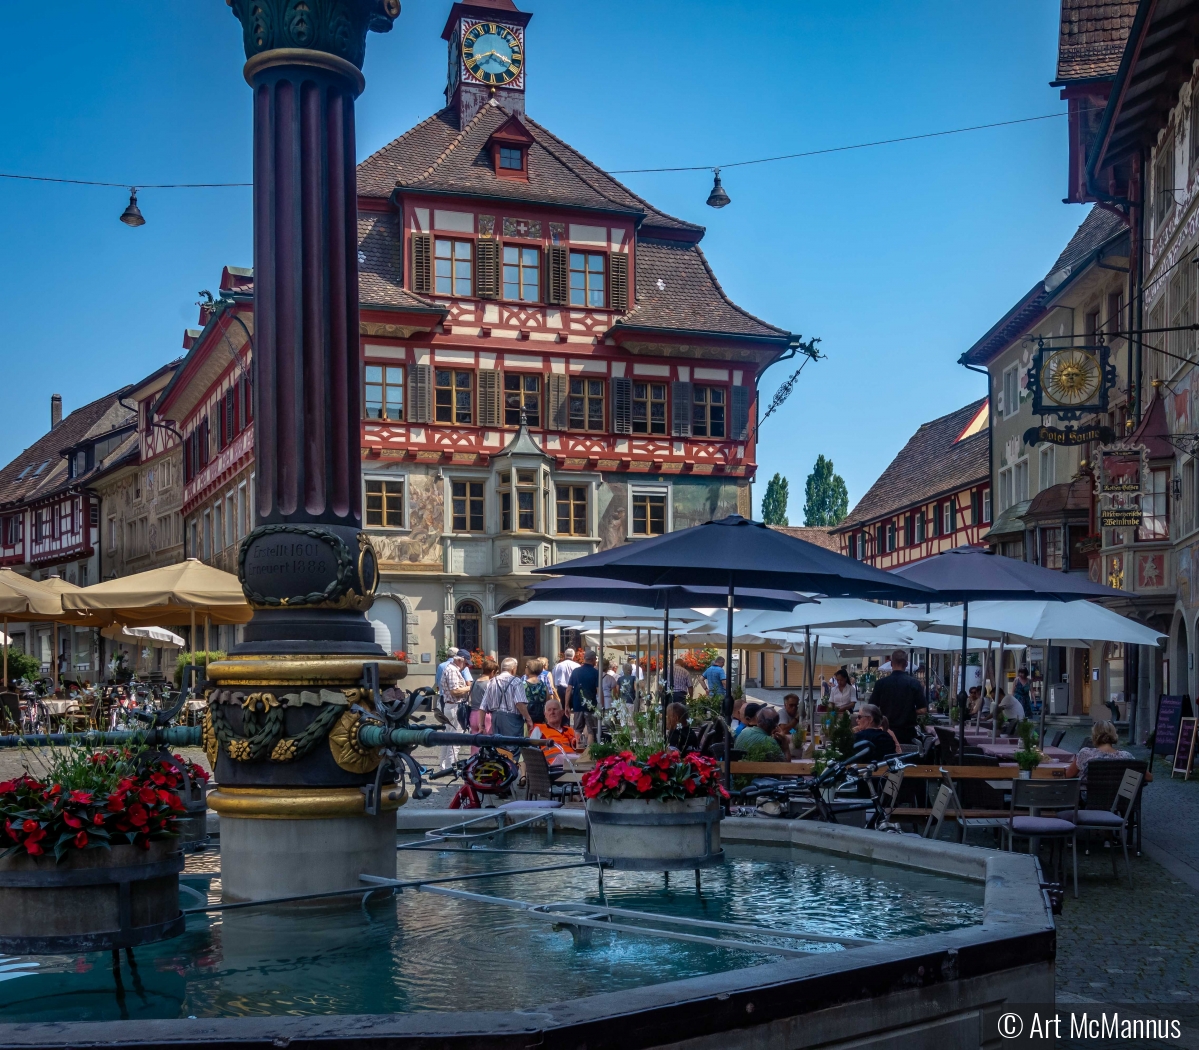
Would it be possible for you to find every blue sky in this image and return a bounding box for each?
[0,1,1082,520]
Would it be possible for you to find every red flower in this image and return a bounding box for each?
[635,774,652,792]
[25,842,43,856]
[137,787,157,805]
[92,812,105,827]
[128,804,149,828]
[67,790,93,805]
[21,819,38,834]
[73,831,88,849]
[63,813,83,829]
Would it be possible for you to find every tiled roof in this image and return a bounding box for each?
[960,206,1128,366]
[1025,477,1091,519]
[836,398,990,530]
[357,213,443,312]
[769,526,839,552]
[356,101,701,234]
[1055,0,1138,83]
[616,238,789,339]
[0,390,134,509]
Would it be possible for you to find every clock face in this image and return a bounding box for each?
[462,22,523,86]
[1041,348,1102,407]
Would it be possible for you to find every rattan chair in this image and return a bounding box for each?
[522,746,576,804]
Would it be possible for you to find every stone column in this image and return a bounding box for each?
[206,0,405,902]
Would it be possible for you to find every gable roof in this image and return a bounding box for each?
[835,398,990,531]
[357,101,701,235]
[959,205,1128,366]
[615,238,789,340]
[768,526,839,552]
[1055,0,1139,83]
[358,212,444,313]
[0,388,135,509]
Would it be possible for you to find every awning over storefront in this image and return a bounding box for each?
[983,499,1030,542]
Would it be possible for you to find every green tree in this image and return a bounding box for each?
[803,455,849,526]
[761,472,789,526]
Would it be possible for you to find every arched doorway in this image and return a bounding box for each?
[497,599,540,667]
[370,596,405,659]
[455,600,482,654]
[1173,616,1189,697]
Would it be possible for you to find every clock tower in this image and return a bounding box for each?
[442,0,532,125]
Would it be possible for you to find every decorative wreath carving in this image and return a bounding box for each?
[238,524,362,609]
[209,690,345,764]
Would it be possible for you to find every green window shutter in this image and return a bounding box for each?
[730,386,750,441]
[478,369,502,426]
[609,252,629,312]
[476,239,500,299]
[611,377,632,434]
[671,381,692,438]
[410,233,432,295]
[546,246,569,305]
[547,373,568,430]
[410,363,433,423]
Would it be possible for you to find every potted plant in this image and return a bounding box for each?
[0,746,188,951]
[581,750,727,870]
[1013,719,1042,778]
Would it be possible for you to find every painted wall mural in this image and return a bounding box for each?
[371,473,443,567]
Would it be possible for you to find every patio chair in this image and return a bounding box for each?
[1059,767,1144,888]
[866,768,905,829]
[522,746,577,805]
[922,784,954,840]
[1049,730,1067,749]
[934,727,959,764]
[942,761,1008,845]
[1080,759,1147,855]
[1006,777,1081,898]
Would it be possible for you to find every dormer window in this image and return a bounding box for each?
[499,147,523,170]
[487,114,534,181]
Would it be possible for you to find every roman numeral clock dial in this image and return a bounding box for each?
[462,22,523,86]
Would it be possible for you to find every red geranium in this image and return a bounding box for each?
[582,749,728,802]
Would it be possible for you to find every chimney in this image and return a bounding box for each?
[50,394,62,429]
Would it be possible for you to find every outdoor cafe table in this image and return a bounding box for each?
[729,760,1072,780]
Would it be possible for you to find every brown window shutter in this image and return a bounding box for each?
[611,377,632,434]
[546,245,569,305]
[410,233,432,295]
[410,363,433,423]
[547,373,568,430]
[671,381,692,437]
[609,252,629,312]
[476,239,499,299]
[478,369,502,426]
[731,386,750,441]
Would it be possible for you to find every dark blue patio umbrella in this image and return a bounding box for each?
[526,575,813,612]
[535,515,934,777]
[891,546,1125,748]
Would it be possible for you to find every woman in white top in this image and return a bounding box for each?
[829,667,858,712]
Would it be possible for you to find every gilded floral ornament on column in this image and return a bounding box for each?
[227,0,399,69]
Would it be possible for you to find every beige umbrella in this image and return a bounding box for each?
[0,570,94,689]
[60,559,251,661]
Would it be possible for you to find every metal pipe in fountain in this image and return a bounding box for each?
[202,0,405,904]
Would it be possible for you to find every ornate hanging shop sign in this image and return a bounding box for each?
[1095,443,1149,529]
[1027,338,1117,421]
[1022,423,1116,447]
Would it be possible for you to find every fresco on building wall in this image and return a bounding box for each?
[672,478,743,529]
[1137,552,1166,591]
[1167,369,1194,433]
[597,480,628,551]
[372,473,442,567]
[1179,545,1192,608]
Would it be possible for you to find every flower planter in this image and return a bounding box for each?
[584,796,723,871]
[0,839,184,953]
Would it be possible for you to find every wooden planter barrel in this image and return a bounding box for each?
[0,840,184,953]
[584,796,724,871]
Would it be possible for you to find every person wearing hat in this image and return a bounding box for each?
[734,700,766,740]
[436,647,473,690]
[436,650,472,770]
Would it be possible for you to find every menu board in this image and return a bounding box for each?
[1153,695,1193,761]
[1174,718,1198,779]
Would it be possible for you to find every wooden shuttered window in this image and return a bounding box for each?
[216,399,227,452]
[476,239,500,299]
[609,252,629,312]
[546,245,569,305]
[611,377,633,434]
[671,381,692,437]
[409,363,433,423]
[477,368,502,426]
[730,386,750,441]
[546,372,569,430]
[410,233,432,294]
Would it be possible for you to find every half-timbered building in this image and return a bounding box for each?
[832,400,991,569]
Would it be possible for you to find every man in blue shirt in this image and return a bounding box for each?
[436,649,473,689]
[702,656,726,699]
[565,649,600,745]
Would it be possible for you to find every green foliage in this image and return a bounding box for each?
[803,455,849,527]
[593,701,665,762]
[822,708,855,760]
[2,647,40,683]
[761,472,789,526]
[174,651,227,687]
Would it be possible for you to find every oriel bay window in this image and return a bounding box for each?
[504,373,540,426]
[500,469,538,532]
[692,386,726,438]
[365,365,404,420]
[452,480,485,533]
[631,490,666,536]
[365,477,405,528]
[556,485,588,536]
[632,382,667,435]
[568,377,605,431]
[435,370,473,424]
[503,245,539,301]
[434,238,472,296]
[1139,467,1169,541]
[569,252,605,307]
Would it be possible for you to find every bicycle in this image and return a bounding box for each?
[426,746,520,809]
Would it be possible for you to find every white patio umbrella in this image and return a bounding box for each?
[920,601,1166,649]
[100,624,187,648]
